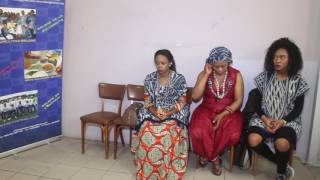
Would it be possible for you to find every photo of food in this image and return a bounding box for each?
[0,7,36,42]
[24,49,62,80]
[0,90,38,127]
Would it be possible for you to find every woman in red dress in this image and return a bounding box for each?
[189,47,244,175]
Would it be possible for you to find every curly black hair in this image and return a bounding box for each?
[264,37,303,77]
[154,49,176,72]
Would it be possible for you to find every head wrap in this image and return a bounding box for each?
[206,47,233,64]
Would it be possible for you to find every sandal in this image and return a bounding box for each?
[198,156,208,167]
[211,157,222,176]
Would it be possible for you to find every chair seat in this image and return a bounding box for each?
[113,118,136,127]
[80,111,120,125]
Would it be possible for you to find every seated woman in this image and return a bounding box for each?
[131,49,190,180]
[189,47,244,175]
[247,37,309,180]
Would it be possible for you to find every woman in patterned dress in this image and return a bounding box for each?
[131,49,190,180]
[247,38,309,180]
[189,47,244,175]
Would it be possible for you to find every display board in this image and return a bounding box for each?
[0,0,64,154]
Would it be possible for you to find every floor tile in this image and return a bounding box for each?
[20,161,54,176]
[83,155,116,170]
[7,173,39,180]
[0,169,15,180]
[101,171,133,180]
[69,167,106,180]
[42,164,80,180]
[0,137,319,180]
[307,165,320,180]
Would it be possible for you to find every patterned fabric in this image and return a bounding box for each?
[131,120,188,180]
[131,70,190,180]
[136,71,189,127]
[206,47,233,64]
[189,67,243,161]
[249,72,309,138]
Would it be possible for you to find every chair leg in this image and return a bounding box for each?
[103,125,109,159]
[229,145,234,172]
[81,121,86,154]
[188,133,192,152]
[120,128,125,147]
[129,128,132,147]
[101,128,104,142]
[252,151,258,176]
[113,125,118,159]
[196,154,200,169]
[289,149,293,166]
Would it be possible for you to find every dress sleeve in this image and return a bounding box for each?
[282,95,305,123]
[252,89,265,117]
[143,74,153,107]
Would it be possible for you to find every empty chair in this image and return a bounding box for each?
[80,83,126,159]
[113,84,144,159]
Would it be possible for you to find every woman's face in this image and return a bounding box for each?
[212,60,229,75]
[273,48,289,73]
[155,55,171,75]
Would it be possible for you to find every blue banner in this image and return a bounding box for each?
[0,0,64,153]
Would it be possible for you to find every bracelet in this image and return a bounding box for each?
[146,103,153,109]
[225,106,233,114]
[281,119,287,125]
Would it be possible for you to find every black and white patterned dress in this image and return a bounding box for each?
[249,72,309,138]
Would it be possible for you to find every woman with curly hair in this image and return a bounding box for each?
[247,38,309,180]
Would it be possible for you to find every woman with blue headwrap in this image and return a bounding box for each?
[189,47,244,175]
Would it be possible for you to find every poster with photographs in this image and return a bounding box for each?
[24,50,62,80]
[0,7,36,43]
[0,90,38,127]
[0,0,64,154]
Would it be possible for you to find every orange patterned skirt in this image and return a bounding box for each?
[131,120,188,180]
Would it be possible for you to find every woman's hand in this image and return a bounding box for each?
[212,113,225,130]
[156,107,167,121]
[204,63,213,76]
[269,120,285,133]
[261,115,275,133]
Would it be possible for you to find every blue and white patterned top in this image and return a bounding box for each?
[136,71,190,128]
[249,71,309,138]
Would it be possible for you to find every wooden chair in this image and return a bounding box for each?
[252,147,293,176]
[186,87,193,152]
[113,84,144,159]
[80,83,126,159]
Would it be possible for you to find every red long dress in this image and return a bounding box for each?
[189,67,243,161]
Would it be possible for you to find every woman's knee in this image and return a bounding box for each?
[248,133,263,147]
[275,138,290,152]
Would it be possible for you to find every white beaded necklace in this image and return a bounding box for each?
[213,70,228,99]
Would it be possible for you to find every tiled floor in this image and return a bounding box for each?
[0,137,319,180]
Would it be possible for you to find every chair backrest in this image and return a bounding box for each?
[99,83,126,115]
[127,84,145,102]
[186,87,193,105]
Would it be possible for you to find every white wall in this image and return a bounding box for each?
[306,0,320,166]
[63,0,319,161]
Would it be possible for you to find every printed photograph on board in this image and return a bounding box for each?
[0,90,38,127]
[24,49,62,80]
[0,7,36,42]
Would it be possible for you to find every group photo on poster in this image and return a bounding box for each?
[0,90,38,127]
[0,7,36,42]
[24,49,62,80]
